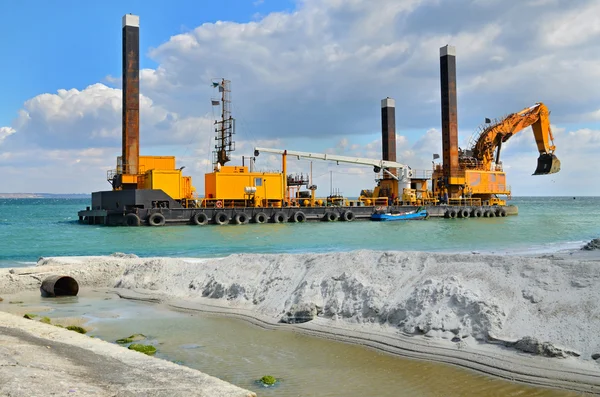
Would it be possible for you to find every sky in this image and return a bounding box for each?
[1,0,599,196]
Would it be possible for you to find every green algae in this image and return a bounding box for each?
[66,325,87,334]
[40,316,51,324]
[116,334,146,344]
[260,375,277,386]
[128,344,157,355]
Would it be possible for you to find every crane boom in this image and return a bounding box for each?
[468,102,560,175]
[253,147,409,171]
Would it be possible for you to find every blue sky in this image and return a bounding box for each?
[0,0,599,195]
[0,0,295,127]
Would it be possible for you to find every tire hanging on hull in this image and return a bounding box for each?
[191,212,208,225]
[148,213,166,226]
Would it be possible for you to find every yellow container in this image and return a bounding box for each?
[205,168,284,203]
[145,169,183,200]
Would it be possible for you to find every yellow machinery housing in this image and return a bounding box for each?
[110,155,196,203]
[204,165,284,207]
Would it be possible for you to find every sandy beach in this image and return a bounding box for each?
[1,247,600,395]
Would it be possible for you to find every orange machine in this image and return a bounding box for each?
[433,102,560,205]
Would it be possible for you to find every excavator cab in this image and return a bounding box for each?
[533,153,561,175]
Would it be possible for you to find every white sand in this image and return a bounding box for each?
[2,249,600,394]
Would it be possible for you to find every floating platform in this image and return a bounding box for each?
[77,190,518,226]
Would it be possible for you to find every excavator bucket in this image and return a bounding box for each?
[533,153,561,175]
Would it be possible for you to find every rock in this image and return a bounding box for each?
[452,336,461,343]
[581,238,600,251]
[507,336,579,358]
[23,314,38,319]
[592,353,600,360]
[280,302,318,324]
[128,344,157,355]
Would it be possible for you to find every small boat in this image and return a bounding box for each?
[370,207,429,221]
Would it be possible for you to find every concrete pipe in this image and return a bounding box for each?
[40,275,79,298]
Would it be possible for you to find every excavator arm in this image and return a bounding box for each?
[471,102,560,175]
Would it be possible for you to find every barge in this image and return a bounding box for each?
[78,14,561,227]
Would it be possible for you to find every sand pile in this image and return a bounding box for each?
[5,250,595,363]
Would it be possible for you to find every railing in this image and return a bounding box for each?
[410,169,433,179]
[448,198,482,206]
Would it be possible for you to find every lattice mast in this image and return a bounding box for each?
[212,79,235,168]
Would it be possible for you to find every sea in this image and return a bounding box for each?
[0,196,598,268]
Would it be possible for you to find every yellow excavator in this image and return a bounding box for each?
[463,102,561,175]
[434,102,560,206]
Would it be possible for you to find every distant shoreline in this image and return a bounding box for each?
[0,194,90,199]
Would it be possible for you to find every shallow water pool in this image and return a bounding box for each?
[0,289,582,397]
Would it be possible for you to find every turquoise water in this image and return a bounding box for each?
[0,197,599,267]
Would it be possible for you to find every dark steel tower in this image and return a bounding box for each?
[122,14,140,179]
[440,45,459,197]
[381,97,397,178]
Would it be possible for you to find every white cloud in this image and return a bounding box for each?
[542,1,600,47]
[1,0,599,194]
[0,127,15,144]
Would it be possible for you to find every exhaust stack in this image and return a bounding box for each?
[440,45,460,197]
[381,97,397,178]
[122,14,140,178]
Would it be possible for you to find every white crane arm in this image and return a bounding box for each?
[253,147,409,170]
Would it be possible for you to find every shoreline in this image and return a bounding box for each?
[1,249,600,394]
[2,239,599,270]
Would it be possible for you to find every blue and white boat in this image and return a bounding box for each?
[370,207,429,221]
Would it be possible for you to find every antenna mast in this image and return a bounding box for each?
[212,78,235,168]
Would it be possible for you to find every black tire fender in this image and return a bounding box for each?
[342,211,355,222]
[253,212,268,224]
[125,213,141,227]
[213,211,229,225]
[191,212,208,226]
[498,208,507,217]
[271,211,288,223]
[233,212,249,225]
[448,209,457,219]
[459,209,470,218]
[148,212,166,227]
[472,208,483,218]
[323,211,339,222]
[292,211,306,223]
